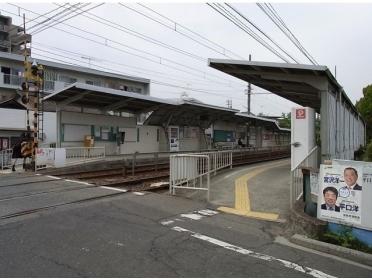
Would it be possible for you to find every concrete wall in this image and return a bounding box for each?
[120,125,161,154]
[59,111,137,155]
[0,108,26,130]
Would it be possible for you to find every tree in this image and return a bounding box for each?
[356,84,372,143]
[278,112,291,129]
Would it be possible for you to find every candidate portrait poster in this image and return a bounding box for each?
[318,164,363,225]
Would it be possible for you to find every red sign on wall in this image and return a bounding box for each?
[296,109,306,119]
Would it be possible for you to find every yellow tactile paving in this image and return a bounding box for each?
[218,162,285,221]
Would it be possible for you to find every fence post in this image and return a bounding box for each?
[154,152,158,172]
[132,152,137,176]
[230,151,233,169]
[207,156,211,202]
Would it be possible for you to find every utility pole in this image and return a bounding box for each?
[247,54,252,114]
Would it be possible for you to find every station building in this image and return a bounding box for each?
[0,14,290,155]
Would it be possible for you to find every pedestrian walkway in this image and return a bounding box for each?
[209,159,290,221]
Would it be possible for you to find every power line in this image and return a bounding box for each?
[224,3,300,64]
[31,3,104,35]
[26,3,86,33]
[32,47,291,113]
[32,48,250,104]
[33,42,245,90]
[136,3,245,60]
[3,5,245,89]
[52,2,206,63]
[207,3,291,63]
[256,3,318,65]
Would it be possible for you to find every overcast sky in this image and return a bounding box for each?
[1,1,371,116]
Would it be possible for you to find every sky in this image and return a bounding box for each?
[1,1,371,116]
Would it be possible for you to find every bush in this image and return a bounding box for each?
[366,141,372,162]
[318,226,372,254]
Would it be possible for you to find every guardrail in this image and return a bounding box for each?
[290,146,319,208]
[65,147,105,165]
[169,150,233,200]
[170,154,211,200]
[0,149,13,170]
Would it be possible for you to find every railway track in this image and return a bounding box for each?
[47,148,290,192]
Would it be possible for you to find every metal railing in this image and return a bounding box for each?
[169,150,233,201]
[199,150,233,175]
[170,154,211,200]
[290,146,319,208]
[1,149,13,170]
[65,147,105,165]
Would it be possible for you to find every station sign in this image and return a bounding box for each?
[295,108,306,119]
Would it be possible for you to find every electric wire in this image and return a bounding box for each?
[31,47,247,99]
[256,3,318,65]
[119,3,244,60]
[33,42,245,90]
[31,3,104,35]
[3,5,244,88]
[224,3,300,64]
[136,3,245,60]
[26,3,85,33]
[52,2,206,62]
[207,3,290,63]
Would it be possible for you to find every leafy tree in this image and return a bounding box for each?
[356,84,372,143]
[278,112,291,129]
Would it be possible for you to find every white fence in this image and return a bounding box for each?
[0,149,13,170]
[65,147,105,165]
[290,146,319,208]
[169,150,233,201]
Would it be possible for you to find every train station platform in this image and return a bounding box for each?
[177,159,291,222]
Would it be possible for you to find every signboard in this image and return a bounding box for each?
[36,148,55,167]
[296,108,306,119]
[318,161,372,230]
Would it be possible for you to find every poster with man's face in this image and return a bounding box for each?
[318,165,363,224]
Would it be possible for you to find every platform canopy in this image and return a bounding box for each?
[208,59,348,112]
[44,83,177,113]
[144,100,239,128]
[233,113,290,133]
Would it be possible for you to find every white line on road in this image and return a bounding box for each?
[99,186,128,193]
[171,226,334,278]
[47,175,62,180]
[64,179,93,185]
[180,213,204,220]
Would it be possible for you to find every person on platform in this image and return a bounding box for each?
[344,167,362,191]
[321,186,340,212]
[238,138,245,148]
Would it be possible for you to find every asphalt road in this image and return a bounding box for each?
[0,178,371,277]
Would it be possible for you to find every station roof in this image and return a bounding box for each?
[0,98,26,110]
[44,83,176,113]
[208,59,349,113]
[144,100,239,128]
[234,113,290,133]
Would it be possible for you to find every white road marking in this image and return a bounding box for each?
[47,175,62,180]
[161,220,175,226]
[197,209,219,216]
[171,226,334,278]
[180,213,204,220]
[99,186,128,193]
[35,173,42,176]
[64,179,93,185]
[133,192,145,196]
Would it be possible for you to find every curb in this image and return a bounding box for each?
[290,234,372,267]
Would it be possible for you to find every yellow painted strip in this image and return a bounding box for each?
[218,161,286,221]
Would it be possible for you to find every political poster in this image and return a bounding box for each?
[318,164,363,225]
